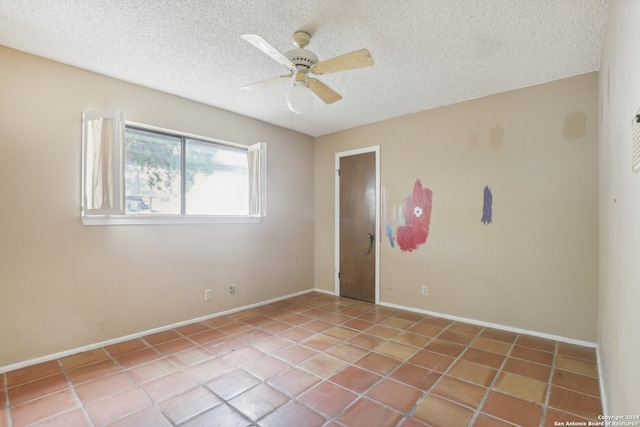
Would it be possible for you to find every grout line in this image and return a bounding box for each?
[264,301,406,424]
[238,298,357,423]
[56,358,96,427]
[539,341,559,427]
[168,326,276,425]
[466,330,518,427]
[324,316,419,424]
[401,322,457,417]
[270,306,390,424]
[388,320,486,425]
[102,338,186,426]
[236,301,396,424]
[3,372,13,427]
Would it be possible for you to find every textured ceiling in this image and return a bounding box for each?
[0,0,608,137]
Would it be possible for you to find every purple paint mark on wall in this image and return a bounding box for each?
[396,180,433,252]
[481,186,493,224]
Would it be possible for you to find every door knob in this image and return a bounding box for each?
[366,233,375,254]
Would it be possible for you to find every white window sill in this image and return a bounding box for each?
[81,215,261,226]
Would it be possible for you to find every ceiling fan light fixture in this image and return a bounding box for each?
[287,82,313,114]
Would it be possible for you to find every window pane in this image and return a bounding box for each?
[185,139,249,215]
[124,128,181,214]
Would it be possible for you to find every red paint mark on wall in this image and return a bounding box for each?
[396,180,433,252]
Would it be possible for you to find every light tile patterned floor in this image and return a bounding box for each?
[0,292,602,426]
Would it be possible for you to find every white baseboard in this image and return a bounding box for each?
[596,344,609,416]
[311,287,336,296]
[1,288,599,375]
[0,288,315,375]
[314,288,596,348]
[379,300,596,347]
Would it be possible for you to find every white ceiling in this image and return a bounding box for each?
[0,0,608,137]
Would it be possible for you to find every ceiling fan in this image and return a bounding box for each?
[240,31,374,113]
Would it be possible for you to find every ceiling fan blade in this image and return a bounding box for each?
[308,78,342,104]
[241,34,295,70]
[241,74,291,90]
[311,49,374,75]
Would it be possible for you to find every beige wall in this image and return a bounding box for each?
[0,46,315,367]
[315,73,599,342]
[598,0,640,414]
[0,40,604,376]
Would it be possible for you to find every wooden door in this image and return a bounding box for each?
[339,152,376,302]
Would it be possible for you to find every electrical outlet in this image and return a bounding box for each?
[229,285,236,295]
[204,289,212,301]
[421,285,428,296]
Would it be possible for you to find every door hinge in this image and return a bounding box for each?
[336,169,340,176]
[338,272,341,279]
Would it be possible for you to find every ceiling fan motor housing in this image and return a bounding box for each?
[285,48,318,70]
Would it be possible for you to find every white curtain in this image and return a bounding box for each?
[87,118,113,209]
[82,110,122,216]
[247,142,267,217]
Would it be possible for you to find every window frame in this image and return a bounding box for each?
[81,112,265,225]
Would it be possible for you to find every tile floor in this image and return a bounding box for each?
[0,292,602,427]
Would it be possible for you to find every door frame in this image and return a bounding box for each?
[335,145,380,304]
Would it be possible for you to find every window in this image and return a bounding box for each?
[81,110,266,225]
